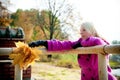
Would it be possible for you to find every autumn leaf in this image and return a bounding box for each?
[9,41,42,70]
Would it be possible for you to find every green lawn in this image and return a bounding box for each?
[51,54,79,69]
[109,60,120,68]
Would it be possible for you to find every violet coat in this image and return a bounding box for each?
[47,36,117,80]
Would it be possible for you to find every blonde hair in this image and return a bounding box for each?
[81,22,109,44]
[81,22,100,37]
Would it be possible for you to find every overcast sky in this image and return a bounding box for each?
[8,0,120,43]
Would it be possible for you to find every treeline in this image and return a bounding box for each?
[112,40,120,44]
[10,9,68,42]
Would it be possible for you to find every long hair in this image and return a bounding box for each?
[81,22,109,44]
[81,22,100,37]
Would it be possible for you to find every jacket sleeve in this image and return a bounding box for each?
[47,39,81,51]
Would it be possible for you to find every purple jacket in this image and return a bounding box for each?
[47,36,117,80]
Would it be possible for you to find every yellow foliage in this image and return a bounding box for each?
[9,42,42,70]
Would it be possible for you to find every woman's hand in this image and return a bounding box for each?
[28,40,48,48]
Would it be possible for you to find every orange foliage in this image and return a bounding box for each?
[9,42,42,70]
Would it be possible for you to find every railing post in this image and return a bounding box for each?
[15,64,22,80]
[98,53,108,80]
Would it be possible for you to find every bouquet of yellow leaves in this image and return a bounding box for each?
[9,42,42,70]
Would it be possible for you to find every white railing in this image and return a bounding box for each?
[0,44,120,80]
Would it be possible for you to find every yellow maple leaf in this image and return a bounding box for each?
[9,41,42,70]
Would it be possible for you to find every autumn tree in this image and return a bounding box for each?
[11,9,40,42]
[37,10,68,40]
[11,0,76,42]
[35,0,74,59]
[11,9,65,42]
[36,0,73,40]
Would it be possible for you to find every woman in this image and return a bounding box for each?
[29,22,117,80]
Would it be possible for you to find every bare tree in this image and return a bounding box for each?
[37,0,74,40]
[36,0,74,59]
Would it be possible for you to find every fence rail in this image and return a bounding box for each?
[40,44,120,80]
[41,44,120,54]
[0,44,120,80]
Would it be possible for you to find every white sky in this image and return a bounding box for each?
[9,0,120,43]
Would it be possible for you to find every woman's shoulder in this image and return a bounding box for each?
[90,36,108,45]
[89,36,102,41]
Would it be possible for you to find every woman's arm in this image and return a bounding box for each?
[47,39,82,51]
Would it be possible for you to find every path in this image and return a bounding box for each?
[31,62,81,80]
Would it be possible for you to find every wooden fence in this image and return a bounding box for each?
[0,44,120,80]
[42,44,120,80]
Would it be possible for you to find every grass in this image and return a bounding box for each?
[38,53,79,69]
[109,60,120,80]
[51,54,79,69]
[39,71,55,77]
[109,60,120,68]
[36,54,120,80]
[39,53,120,69]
